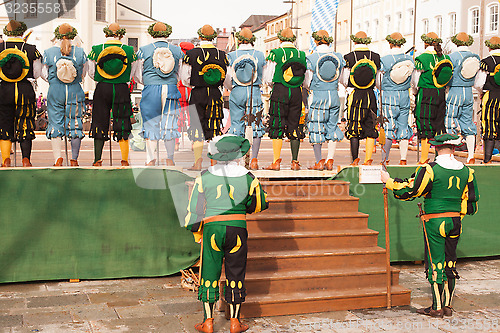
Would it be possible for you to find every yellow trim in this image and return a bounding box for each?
[415,165,434,197]
[385,178,395,191]
[432,58,454,88]
[211,234,221,252]
[349,58,377,89]
[201,44,215,48]
[229,235,241,254]
[249,178,259,195]
[228,185,235,200]
[249,178,262,212]
[444,281,451,306]
[0,48,29,82]
[216,184,222,199]
[433,283,442,310]
[6,38,24,42]
[439,221,446,237]
[96,45,128,80]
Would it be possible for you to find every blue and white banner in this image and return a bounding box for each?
[310,0,339,52]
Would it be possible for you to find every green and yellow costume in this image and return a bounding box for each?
[185,135,268,326]
[386,134,478,313]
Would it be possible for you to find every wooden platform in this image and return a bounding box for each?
[224,180,411,318]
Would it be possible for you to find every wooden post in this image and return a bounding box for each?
[383,187,391,309]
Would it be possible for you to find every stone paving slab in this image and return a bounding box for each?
[0,259,497,332]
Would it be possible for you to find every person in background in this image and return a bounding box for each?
[304,30,345,171]
[42,23,87,166]
[445,32,480,165]
[225,28,266,170]
[87,23,139,166]
[135,22,184,166]
[378,32,414,166]
[0,20,42,167]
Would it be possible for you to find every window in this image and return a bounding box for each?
[408,8,414,33]
[356,23,361,32]
[470,7,480,34]
[24,0,37,18]
[450,13,457,36]
[436,16,442,37]
[396,12,402,32]
[365,21,370,36]
[423,19,429,34]
[96,0,106,22]
[58,0,76,19]
[385,16,391,35]
[373,19,379,39]
[128,38,138,52]
[490,4,499,32]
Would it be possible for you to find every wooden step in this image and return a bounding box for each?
[266,196,359,214]
[240,286,412,318]
[247,230,379,251]
[261,180,350,198]
[243,267,401,295]
[246,212,369,234]
[246,247,386,273]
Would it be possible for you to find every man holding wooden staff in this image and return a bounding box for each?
[381,133,479,318]
[185,135,268,333]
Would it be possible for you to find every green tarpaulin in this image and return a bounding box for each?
[0,168,199,284]
[334,165,500,262]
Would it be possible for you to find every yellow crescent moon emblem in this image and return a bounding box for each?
[211,234,221,252]
[216,184,223,199]
[448,176,453,189]
[455,177,460,190]
[229,185,235,200]
[197,56,203,65]
[229,235,242,254]
[205,52,210,61]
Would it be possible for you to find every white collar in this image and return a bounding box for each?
[280,41,295,48]
[152,37,169,43]
[200,40,213,46]
[354,44,370,51]
[457,46,469,52]
[424,46,436,53]
[238,43,253,50]
[388,47,403,55]
[489,49,500,56]
[316,44,332,52]
[208,161,249,177]
[435,154,464,170]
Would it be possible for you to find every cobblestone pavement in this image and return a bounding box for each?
[0,258,499,332]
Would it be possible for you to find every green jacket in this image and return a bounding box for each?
[415,51,453,89]
[267,45,306,87]
[88,40,137,84]
[185,167,269,241]
[387,162,478,215]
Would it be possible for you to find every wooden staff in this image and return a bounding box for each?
[383,185,391,309]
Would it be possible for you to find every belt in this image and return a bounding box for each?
[204,214,246,224]
[422,212,460,221]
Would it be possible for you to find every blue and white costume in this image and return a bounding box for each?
[379,50,413,141]
[446,47,480,136]
[225,44,266,139]
[42,42,87,165]
[446,46,480,163]
[136,38,184,164]
[378,47,414,164]
[305,45,345,145]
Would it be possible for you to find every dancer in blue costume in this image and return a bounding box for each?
[304,30,345,171]
[378,32,414,166]
[136,22,184,166]
[225,28,266,170]
[42,23,87,166]
[445,32,480,165]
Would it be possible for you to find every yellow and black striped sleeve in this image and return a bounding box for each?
[247,173,269,214]
[461,167,479,216]
[386,163,434,201]
[185,174,206,233]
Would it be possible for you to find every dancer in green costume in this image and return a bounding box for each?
[185,135,269,333]
[382,133,478,318]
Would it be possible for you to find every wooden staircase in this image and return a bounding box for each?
[232,180,411,318]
